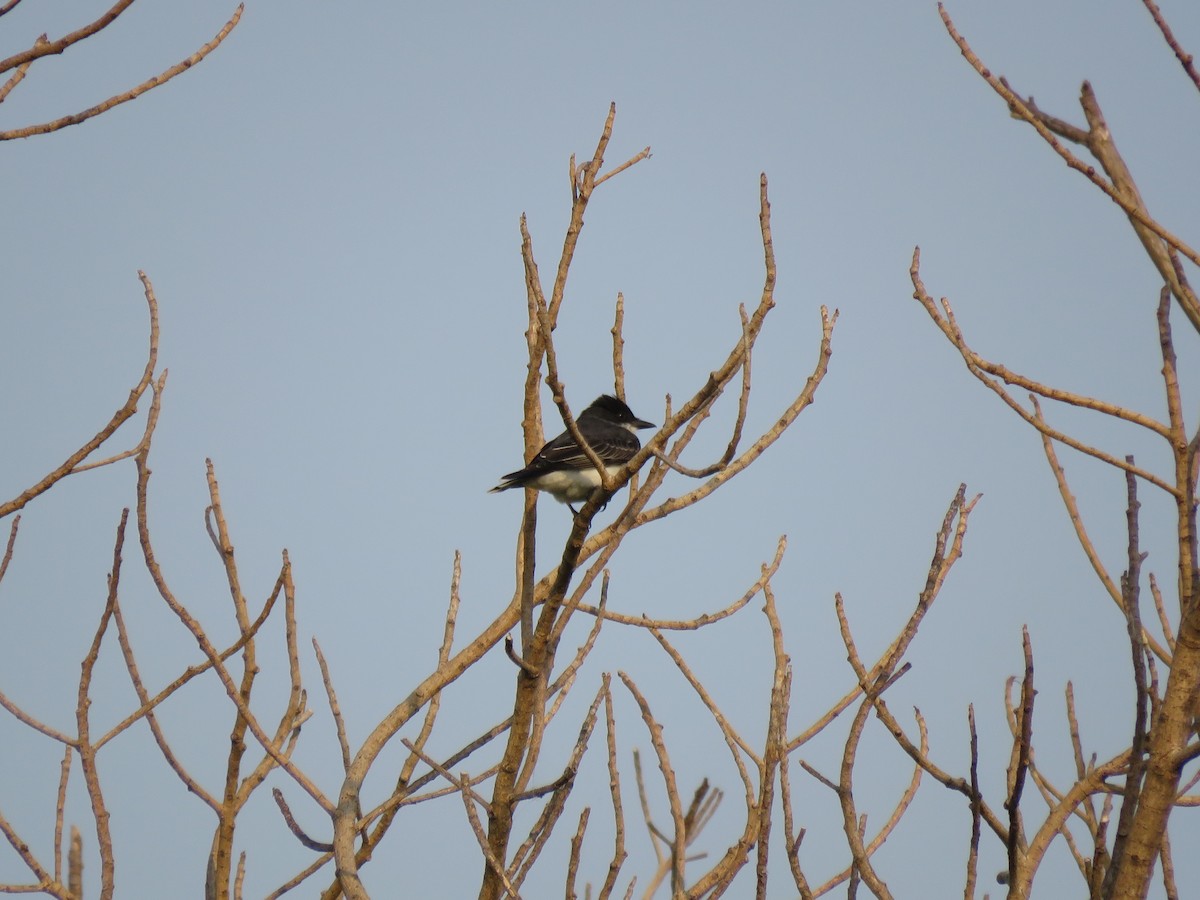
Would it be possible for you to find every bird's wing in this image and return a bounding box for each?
[528,427,640,472]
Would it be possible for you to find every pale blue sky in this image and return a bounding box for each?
[2,1,1199,896]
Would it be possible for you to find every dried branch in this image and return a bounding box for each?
[612,293,627,402]
[1103,462,1152,894]
[0,6,244,141]
[598,679,628,900]
[314,638,351,774]
[1141,0,1200,93]
[753,575,791,900]
[910,252,1178,488]
[1150,574,1176,654]
[72,511,132,900]
[509,683,605,889]
[0,41,38,103]
[461,774,523,900]
[67,826,82,899]
[574,535,783,629]
[649,305,754,480]
[964,705,980,900]
[273,788,333,853]
[98,549,286,750]
[633,304,837,527]
[938,4,1200,294]
[1,272,159,519]
[834,492,1009,844]
[54,748,71,886]
[619,672,687,894]
[0,0,137,73]
[565,807,590,900]
[1004,628,1035,890]
[0,802,64,897]
[136,445,330,813]
[111,585,218,808]
[777,751,814,899]
[0,515,19,585]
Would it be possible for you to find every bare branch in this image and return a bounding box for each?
[1004,628,1035,890]
[598,679,628,900]
[1141,0,1200,93]
[938,4,1200,290]
[0,1,137,73]
[273,788,333,853]
[619,672,687,894]
[0,6,245,141]
[1,272,159,518]
[964,705,980,900]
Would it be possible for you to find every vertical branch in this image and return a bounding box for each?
[68,826,82,899]
[517,213,543,653]
[619,672,687,895]
[1109,280,1200,897]
[1102,462,1150,895]
[508,682,605,888]
[314,638,352,775]
[777,750,813,900]
[565,807,590,900]
[1005,628,1035,894]
[755,575,791,900]
[964,705,980,900]
[76,511,128,900]
[598,679,627,900]
[54,747,72,885]
[206,462,257,900]
[612,292,627,401]
[234,853,246,900]
[838,690,895,900]
[0,515,18,585]
[137,435,329,811]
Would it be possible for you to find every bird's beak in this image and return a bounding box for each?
[634,417,655,430]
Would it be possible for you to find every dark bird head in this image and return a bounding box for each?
[581,395,655,432]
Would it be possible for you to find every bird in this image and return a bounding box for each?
[489,395,655,511]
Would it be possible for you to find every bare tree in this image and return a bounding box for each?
[893,4,1200,898]
[2,2,1198,899]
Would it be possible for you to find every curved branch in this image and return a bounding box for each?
[0,272,159,518]
[0,6,244,141]
[0,0,137,74]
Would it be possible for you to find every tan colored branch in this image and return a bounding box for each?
[53,748,71,887]
[598,680,628,900]
[98,544,286,750]
[938,5,1200,280]
[612,293,627,401]
[1141,0,1200,93]
[619,672,688,893]
[135,447,331,814]
[0,1,136,73]
[1,272,159,519]
[0,6,244,141]
[1003,629,1035,889]
[0,34,44,103]
[911,250,1177,497]
[509,684,605,889]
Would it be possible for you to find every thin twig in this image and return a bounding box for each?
[272,788,333,852]
[0,6,244,141]
[965,705,980,900]
[1141,0,1200,93]
[1004,629,1035,889]
[1,273,159,518]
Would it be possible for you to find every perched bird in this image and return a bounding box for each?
[489,395,655,511]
